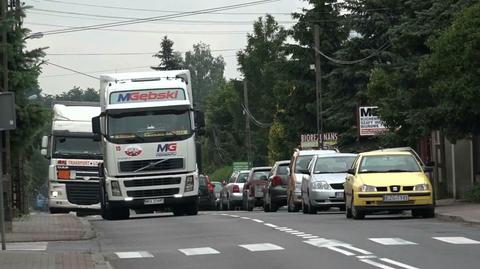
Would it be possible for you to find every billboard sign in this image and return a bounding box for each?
[359,106,387,136]
[301,133,338,149]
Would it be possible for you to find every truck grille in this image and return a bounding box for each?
[126,188,179,198]
[124,177,181,187]
[66,182,100,205]
[119,158,184,173]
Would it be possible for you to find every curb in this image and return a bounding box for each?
[79,217,96,240]
[92,253,113,269]
[435,212,480,227]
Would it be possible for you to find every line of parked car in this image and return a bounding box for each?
[200,147,435,220]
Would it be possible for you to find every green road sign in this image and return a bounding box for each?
[232,162,250,172]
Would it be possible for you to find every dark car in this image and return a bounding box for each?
[242,166,272,211]
[264,160,290,212]
[198,174,215,210]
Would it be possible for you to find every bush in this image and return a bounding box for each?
[467,184,480,202]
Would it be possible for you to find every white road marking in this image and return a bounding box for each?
[285,230,300,233]
[251,219,264,223]
[296,233,311,237]
[178,247,220,256]
[327,246,355,256]
[341,245,372,255]
[357,255,377,259]
[369,238,417,245]
[240,217,251,220]
[274,227,289,230]
[360,259,397,269]
[302,235,319,239]
[433,237,480,244]
[290,232,306,235]
[264,223,278,228]
[6,242,48,251]
[115,251,154,259]
[380,258,421,269]
[239,243,284,252]
[229,214,240,218]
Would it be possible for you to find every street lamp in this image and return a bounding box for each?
[23,32,44,41]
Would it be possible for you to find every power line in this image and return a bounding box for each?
[45,61,100,80]
[241,104,272,128]
[45,48,239,56]
[313,42,391,65]
[26,22,248,35]
[28,8,296,25]
[39,0,293,15]
[34,0,281,36]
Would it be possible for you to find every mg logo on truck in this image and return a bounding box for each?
[157,143,177,156]
[110,89,186,104]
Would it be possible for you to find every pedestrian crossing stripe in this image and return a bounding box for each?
[116,251,154,259]
[6,242,48,251]
[239,243,284,252]
[178,247,220,256]
[433,237,480,244]
[369,238,417,245]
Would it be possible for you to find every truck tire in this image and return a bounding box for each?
[172,207,184,216]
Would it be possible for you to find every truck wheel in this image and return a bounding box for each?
[113,207,130,220]
[172,207,184,216]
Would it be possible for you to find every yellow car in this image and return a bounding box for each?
[345,151,434,219]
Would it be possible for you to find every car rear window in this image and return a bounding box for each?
[252,171,269,180]
[236,173,249,183]
[277,164,289,175]
[359,155,422,173]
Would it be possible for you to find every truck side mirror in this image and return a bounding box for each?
[92,115,102,135]
[195,111,205,128]
[41,135,51,159]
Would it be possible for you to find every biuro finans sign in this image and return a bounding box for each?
[109,89,186,104]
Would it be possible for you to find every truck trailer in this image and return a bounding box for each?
[92,70,203,220]
[41,102,102,215]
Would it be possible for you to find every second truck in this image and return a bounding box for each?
[92,70,203,220]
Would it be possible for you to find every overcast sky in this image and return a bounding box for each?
[24,0,310,95]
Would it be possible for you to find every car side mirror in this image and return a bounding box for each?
[297,168,310,175]
[347,168,355,175]
[423,166,433,173]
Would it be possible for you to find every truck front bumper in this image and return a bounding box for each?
[49,181,100,211]
[109,195,198,210]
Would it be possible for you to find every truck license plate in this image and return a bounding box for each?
[144,198,165,205]
[383,195,409,202]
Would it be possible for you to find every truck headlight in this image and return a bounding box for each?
[111,181,122,196]
[360,184,377,192]
[312,181,331,190]
[413,183,430,191]
[51,191,60,198]
[185,175,194,192]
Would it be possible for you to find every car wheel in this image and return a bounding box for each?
[307,199,317,214]
[263,198,270,212]
[351,194,365,220]
[270,201,278,212]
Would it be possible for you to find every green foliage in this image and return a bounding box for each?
[152,36,184,70]
[54,87,100,102]
[467,184,480,202]
[420,2,480,141]
[184,43,225,110]
[208,166,233,183]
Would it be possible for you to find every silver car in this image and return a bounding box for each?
[219,170,249,210]
[301,153,357,214]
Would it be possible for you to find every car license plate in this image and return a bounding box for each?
[144,198,164,205]
[255,186,264,197]
[336,192,344,199]
[383,195,409,202]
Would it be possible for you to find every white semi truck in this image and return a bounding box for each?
[92,70,203,220]
[41,102,103,215]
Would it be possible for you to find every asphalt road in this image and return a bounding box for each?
[49,208,480,269]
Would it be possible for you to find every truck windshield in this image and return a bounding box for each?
[53,136,102,159]
[107,109,192,143]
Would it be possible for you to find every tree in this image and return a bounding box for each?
[420,2,480,140]
[55,86,99,102]
[152,36,184,70]
[184,43,225,110]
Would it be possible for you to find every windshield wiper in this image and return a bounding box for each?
[134,158,170,173]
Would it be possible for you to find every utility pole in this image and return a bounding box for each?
[314,25,324,149]
[243,79,252,167]
[0,0,7,250]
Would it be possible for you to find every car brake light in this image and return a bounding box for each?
[272,176,282,186]
[208,183,214,193]
[232,185,240,193]
[57,169,70,180]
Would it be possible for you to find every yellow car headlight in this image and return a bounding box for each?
[413,183,430,191]
[359,184,377,192]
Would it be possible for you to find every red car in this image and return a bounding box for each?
[242,166,272,211]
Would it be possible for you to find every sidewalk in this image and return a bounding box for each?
[435,199,480,226]
[0,212,106,269]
